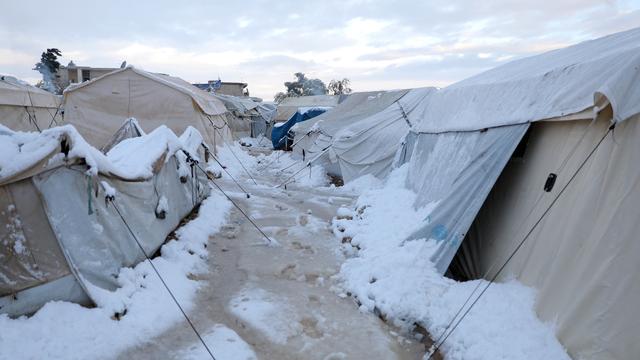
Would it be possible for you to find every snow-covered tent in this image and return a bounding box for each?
[396,26,640,360]
[212,94,275,138]
[63,67,232,150]
[271,107,329,150]
[292,91,406,156]
[0,75,62,132]
[274,95,340,123]
[291,89,434,182]
[0,123,210,316]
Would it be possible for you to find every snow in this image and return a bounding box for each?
[0,191,232,360]
[332,165,571,360]
[0,124,203,183]
[100,181,116,198]
[229,286,302,344]
[209,142,330,188]
[176,324,257,360]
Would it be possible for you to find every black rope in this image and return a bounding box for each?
[108,200,216,360]
[203,147,251,197]
[275,145,331,188]
[25,89,42,132]
[212,127,258,185]
[184,151,274,245]
[427,124,614,359]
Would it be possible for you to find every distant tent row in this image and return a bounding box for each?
[0,123,210,316]
[0,75,62,132]
[292,27,640,359]
[211,93,276,138]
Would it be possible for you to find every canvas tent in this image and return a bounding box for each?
[0,123,210,317]
[0,75,62,132]
[212,93,275,138]
[394,26,640,360]
[274,95,340,123]
[63,66,232,150]
[291,89,435,182]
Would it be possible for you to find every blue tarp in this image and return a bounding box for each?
[271,108,328,150]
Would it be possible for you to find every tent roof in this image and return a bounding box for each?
[0,75,60,108]
[293,89,411,137]
[0,124,203,185]
[411,26,640,133]
[64,67,227,116]
[274,95,340,121]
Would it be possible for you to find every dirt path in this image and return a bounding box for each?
[119,153,425,360]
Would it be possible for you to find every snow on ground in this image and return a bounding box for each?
[176,324,257,360]
[211,142,330,188]
[229,286,303,345]
[0,191,232,360]
[332,165,571,360]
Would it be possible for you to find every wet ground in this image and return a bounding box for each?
[119,151,425,360]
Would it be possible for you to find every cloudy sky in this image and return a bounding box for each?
[2,0,639,100]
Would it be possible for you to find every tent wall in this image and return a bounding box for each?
[331,88,434,182]
[0,105,61,132]
[0,178,71,296]
[33,155,208,294]
[64,70,230,149]
[450,116,640,360]
[398,124,529,273]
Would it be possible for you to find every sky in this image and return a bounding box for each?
[2,0,640,100]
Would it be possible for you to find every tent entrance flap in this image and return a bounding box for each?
[402,124,529,273]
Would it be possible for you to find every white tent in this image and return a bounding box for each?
[395,26,640,360]
[0,124,209,316]
[0,75,62,132]
[63,67,232,150]
[329,88,434,182]
[274,95,340,123]
[212,93,275,138]
[292,91,408,159]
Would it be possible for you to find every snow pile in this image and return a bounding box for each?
[0,192,232,360]
[106,125,183,178]
[332,165,570,360]
[0,124,197,182]
[239,135,270,148]
[0,125,61,180]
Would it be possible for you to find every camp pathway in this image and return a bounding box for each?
[119,157,425,359]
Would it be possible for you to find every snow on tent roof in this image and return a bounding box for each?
[411,26,640,133]
[274,95,340,122]
[0,124,210,316]
[293,89,411,137]
[0,124,194,185]
[64,66,227,116]
[0,75,60,108]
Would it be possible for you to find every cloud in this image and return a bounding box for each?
[1,0,638,100]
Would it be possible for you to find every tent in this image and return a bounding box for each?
[63,66,232,150]
[0,123,210,317]
[395,26,640,360]
[273,95,340,123]
[212,93,275,138]
[291,90,408,169]
[271,107,328,150]
[291,88,435,182]
[0,75,62,132]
